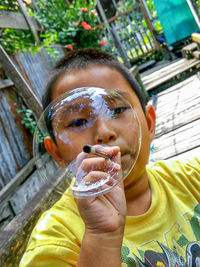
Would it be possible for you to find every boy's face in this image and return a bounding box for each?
[47,65,155,185]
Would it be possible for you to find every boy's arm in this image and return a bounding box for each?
[78,228,123,267]
[76,184,126,267]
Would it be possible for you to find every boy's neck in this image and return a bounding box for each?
[125,170,152,216]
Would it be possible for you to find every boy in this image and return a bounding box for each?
[20,48,200,267]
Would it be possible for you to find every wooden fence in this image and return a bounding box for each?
[0,46,47,231]
[97,0,160,67]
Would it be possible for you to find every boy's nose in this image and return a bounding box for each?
[94,119,117,144]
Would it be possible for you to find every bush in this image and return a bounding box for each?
[0,0,106,54]
[32,0,106,51]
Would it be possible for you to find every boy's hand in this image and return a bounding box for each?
[75,146,126,266]
[75,145,126,234]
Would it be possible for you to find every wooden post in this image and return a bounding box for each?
[139,0,160,51]
[17,0,40,44]
[96,0,131,67]
[0,45,43,119]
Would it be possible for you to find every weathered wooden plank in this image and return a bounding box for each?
[148,73,200,162]
[153,74,200,136]
[156,91,200,112]
[150,118,200,162]
[149,146,200,165]
[0,122,18,187]
[0,89,31,185]
[0,79,14,90]
[0,45,43,119]
[154,74,199,96]
[14,50,50,100]
[0,158,35,203]
[17,0,40,43]
[0,168,67,267]
[155,75,200,103]
[9,153,58,215]
[0,10,40,30]
[143,59,200,91]
[153,119,200,156]
[155,97,200,122]
[142,59,188,82]
[156,93,200,117]
[152,137,199,160]
[156,92,200,117]
[0,201,14,231]
[10,170,45,215]
[167,146,200,161]
[155,101,200,137]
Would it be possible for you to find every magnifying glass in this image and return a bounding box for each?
[33,87,141,198]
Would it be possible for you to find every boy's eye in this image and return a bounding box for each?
[112,107,128,117]
[68,118,87,127]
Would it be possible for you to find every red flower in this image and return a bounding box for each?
[98,25,103,30]
[91,10,97,16]
[81,21,91,30]
[81,7,88,12]
[99,40,106,46]
[66,45,73,51]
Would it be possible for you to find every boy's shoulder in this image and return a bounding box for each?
[148,155,200,170]
[147,156,200,185]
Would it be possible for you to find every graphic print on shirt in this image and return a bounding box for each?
[121,204,200,267]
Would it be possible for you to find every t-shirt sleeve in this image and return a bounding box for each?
[20,243,79,267]
[177,156,200,182]
[19,196,84,267]
[166,157,200,197]
[149,156,200,199]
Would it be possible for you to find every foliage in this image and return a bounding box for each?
[0,0,40,54]
[16,108,37,135]
[145,0,162,34]
[137,51,163,65]
[0,28,39,54]
[17,108,46,150]
[0,0,31,11]
[196,0,200,7]
[117,0,138,12]
[0,0,106,54]
[31,0,106,51]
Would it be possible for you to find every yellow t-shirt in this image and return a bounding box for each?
[20,157,200,266]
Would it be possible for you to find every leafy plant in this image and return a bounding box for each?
[0,0,39,54]
[196,0,200,7]
[0,0,106,54]
[31,0,106,51]
[16,108,37,134]
[17,108,46,151]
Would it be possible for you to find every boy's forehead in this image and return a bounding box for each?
[52,65,137,101]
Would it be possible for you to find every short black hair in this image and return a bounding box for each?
[42,48,148,111]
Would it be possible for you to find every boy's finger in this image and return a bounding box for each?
[78,157,121,173]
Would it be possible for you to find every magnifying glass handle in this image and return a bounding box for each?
[83,145,110,159]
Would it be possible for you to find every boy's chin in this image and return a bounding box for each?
[121,154,135,175]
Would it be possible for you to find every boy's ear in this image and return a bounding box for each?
[44,136,65,168]
[145,105,156,142]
